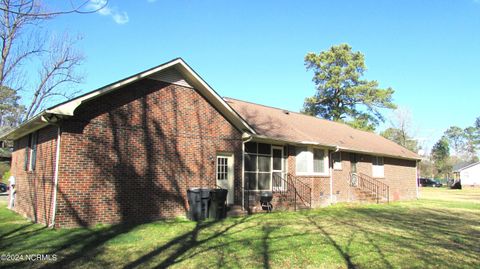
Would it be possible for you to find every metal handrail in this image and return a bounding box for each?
[288,173,312,209]
[272,173,295,209]
[350,172,389,203]
[241,173,313,213]
[272,173,312,210]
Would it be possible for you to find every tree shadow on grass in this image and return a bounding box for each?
[0,212,139,268]
[305,205,480,269]
[0,223,35,239]
[302,213,357,269]
[124,216,250,269]
[1,214,284,268]
[353,207,480,264]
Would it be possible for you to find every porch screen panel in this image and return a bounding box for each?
[244,154,257,171]
[272,149,283,190]
[258,173,271,190]
[258,156,270,172]
[244,142,272,190]
[245,172,257,190]
[272,172,283,189]
[272,149,282,170]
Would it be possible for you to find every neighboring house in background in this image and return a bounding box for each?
[453,162,480,187]
[0,58,421,228]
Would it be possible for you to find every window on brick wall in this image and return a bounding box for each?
[24,132,38,171]
[295,146,329,176]
[372,156,384,178]
[24,134,30,171]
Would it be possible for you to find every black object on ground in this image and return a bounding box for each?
[450,180,462,190]
[0,182,7,193]
[260,191,273,213]
[187,188,211,221]
[209,189,228,220]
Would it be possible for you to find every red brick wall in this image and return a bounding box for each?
[10,125,58,226]
[331,151,353,202]
[54,79,242,227]
[384,157,417,201]
[284,148,417,205]
[287,145,331,207]
[332,152,417,202]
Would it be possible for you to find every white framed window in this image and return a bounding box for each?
[295,146,329,176]
[372,156,384,178]
[333,152,342,170]
[216,156,228,181]
[28,132,38,171]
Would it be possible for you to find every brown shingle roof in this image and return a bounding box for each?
[226,98,420,160]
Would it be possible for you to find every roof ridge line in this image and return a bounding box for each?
[223,96,380,135]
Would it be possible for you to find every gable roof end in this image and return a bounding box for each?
[0,58,255,140]
[454,161,480,172]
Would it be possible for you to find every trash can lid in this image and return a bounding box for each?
[211,188,228,193]
[260,191,273,197]
[200,188,211,198]
[187,187,201,193]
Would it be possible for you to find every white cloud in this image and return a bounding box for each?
[112,11,129,24]
[89,0,129,24]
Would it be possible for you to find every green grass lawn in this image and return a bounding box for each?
[1,188,479,269]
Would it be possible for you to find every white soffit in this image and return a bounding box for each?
[148,67,193,88]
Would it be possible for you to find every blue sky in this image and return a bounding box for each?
[37,0,480,152]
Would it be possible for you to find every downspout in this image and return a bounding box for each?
[241,133,253,210]
[329,146,340,204]
[49,125,61,228]
[415,160,419,199]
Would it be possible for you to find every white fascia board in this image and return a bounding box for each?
[298,141,337,149]
[175,61,256,134]
[47,59,184,116]
[336,146,422,161]
[247,134,336,149]
[456,162,480,172]
[0,112,49,140]
[245,134,421,161]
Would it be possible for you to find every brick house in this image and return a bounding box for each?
[1,58,420,227]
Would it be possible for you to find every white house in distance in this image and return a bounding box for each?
[453,162,480,187]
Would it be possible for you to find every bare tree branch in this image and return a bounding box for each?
[24,33,84,119]
[0,0,46,87]
[0,1,95,126]
[0,0,108,17]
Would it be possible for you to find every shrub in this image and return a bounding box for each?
[1,162,10,184]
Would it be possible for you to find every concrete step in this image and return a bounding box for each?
[352,188,388,203]
[227,205,247,217]
[296,205,311,210]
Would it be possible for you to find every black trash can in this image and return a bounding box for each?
[187,187,211,221]
[200,188,211,219]
[187,188,201,221]
[209,189,228,220]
